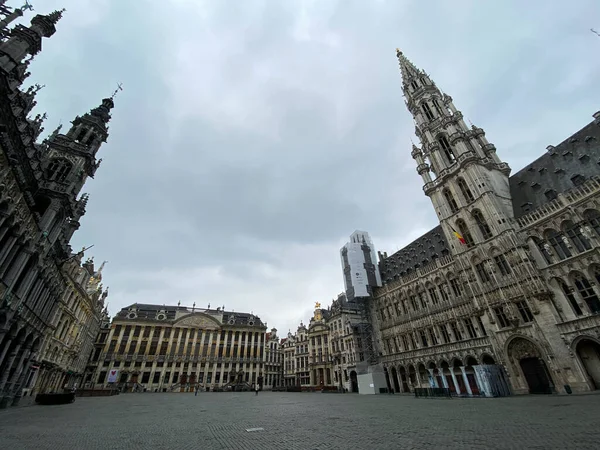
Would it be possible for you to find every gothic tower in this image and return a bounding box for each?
[397,49,517,255]
[35,96,115,255]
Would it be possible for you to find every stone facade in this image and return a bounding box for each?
[90,304,268,392]
[31,258,108,396]
[370,50,600,396]
[0,6,112,407]
[282,293,366,392]
[263,327,283,389]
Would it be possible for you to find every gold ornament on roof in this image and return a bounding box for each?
[315,302,321,309]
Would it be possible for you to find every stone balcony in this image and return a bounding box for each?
[380,336,491,365]
[517,177,600,229]
[556,314,600,337]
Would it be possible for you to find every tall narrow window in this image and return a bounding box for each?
[457,178,474,203]
[472,210,492,239]
[443,189,459,213]
[494,254,512,276]
[475,262,490,283]
[428,287,439,305]
[464,318,477,338]
[583,210,600,236]
[516,301,534,323]
[432,98,444,116]
[422,102,434,121]
[438,283,450,301]
[546,230,572,260]
[573,275,600,314]
[563,221,591,253]
[47,158,72,183]
[493,307,510,328]
[456,219,474,247]
[449,278,462,297]
[438,135,456,163]
[410,80,419,91]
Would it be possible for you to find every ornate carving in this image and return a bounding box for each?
[508,338,540,361]
[175,314,220,329]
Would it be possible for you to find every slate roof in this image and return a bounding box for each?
[115,303,266,327]
[379,115,600,283]
[510,119,600,217]
[379,225,450,284]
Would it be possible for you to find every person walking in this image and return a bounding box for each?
[255,383,259,396]
[195,384,199,396]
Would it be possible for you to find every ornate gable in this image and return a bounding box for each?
[174,313,221,330]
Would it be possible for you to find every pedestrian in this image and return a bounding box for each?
[255,383,259,396]
[195,384,199,396]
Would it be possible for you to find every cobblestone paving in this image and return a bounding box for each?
[1,392,599,449]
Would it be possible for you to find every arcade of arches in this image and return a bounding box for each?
[384,354,509,397]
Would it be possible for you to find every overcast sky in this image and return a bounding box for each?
[20,0,600,335]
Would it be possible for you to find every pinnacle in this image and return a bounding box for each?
[46,8,66,25]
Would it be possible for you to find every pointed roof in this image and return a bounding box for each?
[396,48,424,85]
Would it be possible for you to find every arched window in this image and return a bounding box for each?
[432,98,444,117]
[46,158,72,183]
[443,189,458,213]
[75,127,87,142]
[438,135,456,164]
[422,102,434,121]
[472,209,492,240]
[410,80,419,91]
[532,236,553,264]
[583,209,600,237]
[457,178,474,203]
[544,229,572,260]
[563,221,591,253]
[573,274,600,314]
[84,132,96,145]
[558,279,583,316]
[456,219,474,247]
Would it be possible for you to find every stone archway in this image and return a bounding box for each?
[390,367,400,393]
[575,338,600,390]
[399,366,409,393]
[508,337,553,394]
[349,370,358,393]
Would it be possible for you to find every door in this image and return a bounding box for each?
[520,357,552,394]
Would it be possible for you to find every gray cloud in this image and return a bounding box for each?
[22,0,600,334]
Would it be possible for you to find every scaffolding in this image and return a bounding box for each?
[354,296,378,375]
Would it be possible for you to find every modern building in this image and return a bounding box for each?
[0,6,113,407]
[340,231,382,301]
[369,49,600,396]
[92,304,268,392]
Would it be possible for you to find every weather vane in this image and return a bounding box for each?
[110,82,123,100]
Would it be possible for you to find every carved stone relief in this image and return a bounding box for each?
[175,314,220,329]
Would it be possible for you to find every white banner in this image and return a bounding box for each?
[107,369,119,383]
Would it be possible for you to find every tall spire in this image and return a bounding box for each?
[0,8,65,73]
[395,48,424,87]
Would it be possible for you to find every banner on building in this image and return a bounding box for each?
[107,369,119,383]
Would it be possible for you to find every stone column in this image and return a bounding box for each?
[0,337,24,405]
[0,334,13,368]
[451,371,462,394]
[427,369,437,387]
[7,346,33,406]
[460,366,473,395]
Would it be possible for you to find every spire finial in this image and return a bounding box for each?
[46,8,65,25]
[22,1,34,12]
[110,82,123,100]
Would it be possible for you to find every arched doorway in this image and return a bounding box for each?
[465,356,480,395]
[508,337,553,394]
[383,367,392,393]
[390,367,400,393]
[575,338,600,390]
[349,370,358,393]
[482,354,495,365]
[399,366,409,393]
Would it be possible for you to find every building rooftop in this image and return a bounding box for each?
[379,114,600,283]
[114,303,266,327]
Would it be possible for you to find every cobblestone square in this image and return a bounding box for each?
[0,392,599,449]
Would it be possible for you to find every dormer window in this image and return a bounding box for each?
[571,174,586,186]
